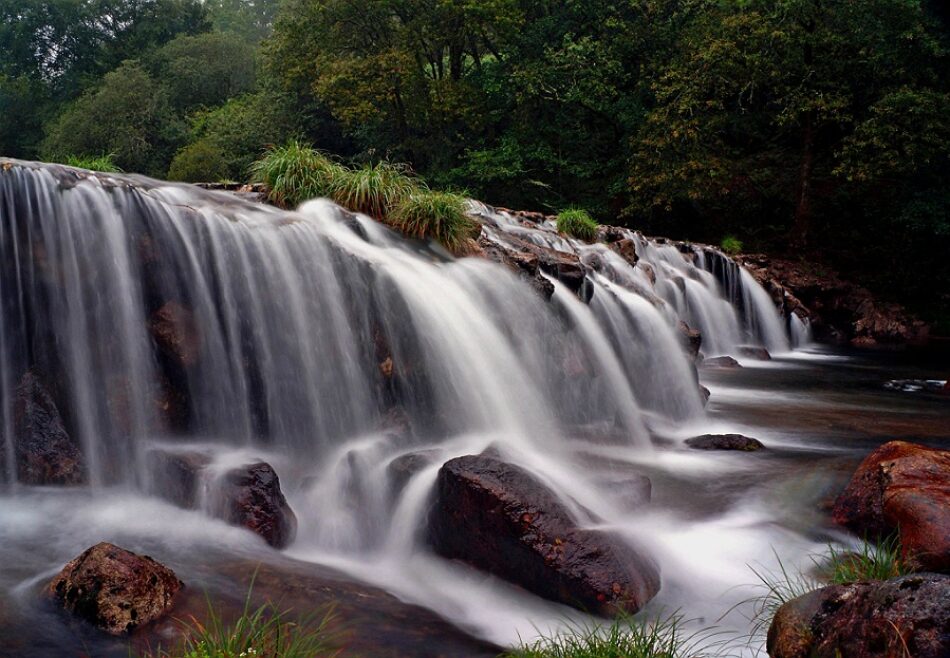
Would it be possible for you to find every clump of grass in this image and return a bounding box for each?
[64,153,121,172]
[719,236,743,255]
[503,614,726,658]
[141,585,341,658]
[825,534,909,584]
[556,209,599,242]
[329,162,420,219]
[389,190,480,255]
[746,550,821,641]
[250,140,339,208]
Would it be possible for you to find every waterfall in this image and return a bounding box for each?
[0,160,806,649]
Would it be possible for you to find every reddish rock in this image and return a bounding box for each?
[677,322,702,360]
[10,371,84,485]
[216,462,298,549]
[767,573,950,658]
[47,543,182,635]
[686,434,764,451]
[702,356,742,369]
[149,301,202,368]
[737,345,771,360]
[428,455,660,616]
[832,441,950,572]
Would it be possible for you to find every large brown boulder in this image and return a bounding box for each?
[10,371,84,485]
[47,543,182,635]
[767,573,950,658]
[832,441,950,572]
[215,462,298,549]
[428,455,659,615]
[149,301,202,368]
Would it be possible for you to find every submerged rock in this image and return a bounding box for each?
[10,371,84,485]
[767,573,950,658]
[215,462,298,549]
[677,321,702,361]
[686,434,764,451]
[428,454,659,615]
[702,356,742,369]
[147,449,211,509]
[47,543,182,635]
[737,345,771,360]
[149,301,202,368]
[832,440,950,572]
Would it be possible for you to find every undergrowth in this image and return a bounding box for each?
[719,236,743,255]
[250,140,339,208]
[556,209,599,242]
[64,153,121,172]
[389,190,479,255]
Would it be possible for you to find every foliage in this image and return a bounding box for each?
[556,209,599,242]
[250,140,340,207]
[140,587,340,658]
[825,535,910,585]
[41,61,183,176]
[720,236,743,255]
[501,613,723,658]
[64,154,121,172]
[329,163,420,219]
[389,190,479,255]
[168,141,229,182]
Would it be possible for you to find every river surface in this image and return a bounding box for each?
[1,345,947,657]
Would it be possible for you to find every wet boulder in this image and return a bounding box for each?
[702,356,742,369]
[767,573,950,658]
[832,441,950,572]
[428,454,660,615]
[10,371,84,485]
[738,345,771,360]
[677,322,703,361]
[149,301,202,368]
[686,434,764,451]
[215,462,298,549]
[147,449,211,509]
[47,542,182,635]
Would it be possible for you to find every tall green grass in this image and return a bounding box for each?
[250,140,339,208]
[389,190,479,255]
[825,534,909,584]
[330,162,419,219]
[556,209,599,242]
[502,614,726,658]
[64,153,121,172]
[140,585,341,658]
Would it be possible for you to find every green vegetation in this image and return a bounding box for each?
[557,209,600,242]
[141,589,340,658]
[502,614,721,658]
[64,154,121,173]
[2,0,949,319]
[329,162,418,220]
[168,141,229,183]
[826,535,909,584]
[389,191,479,255]
[719,237,743,256]
[250,141,339,208]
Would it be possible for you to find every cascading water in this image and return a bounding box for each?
[1,160,826,654]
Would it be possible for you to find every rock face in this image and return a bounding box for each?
[428,454,660,615]
[47,543,182,635]
[686,434,764,451]
[767,573,950,658]
[215,462,298,549]
[832,441,950,572]
[9,371,84,485]
[738,254,929,347]
[149,301,201,368]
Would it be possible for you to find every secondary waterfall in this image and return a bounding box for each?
[0,160,810,651]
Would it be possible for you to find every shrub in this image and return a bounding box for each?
[140,588,340,658]
[250,140,340,208]
[556,209,599,242]
[329,162,420,219]
[720,236,743,255]
[167,141,229,183]
[502,613,722,658]
[64,154,121,172]
[389,190,479,254]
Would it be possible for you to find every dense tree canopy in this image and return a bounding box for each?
[1,0,948,323]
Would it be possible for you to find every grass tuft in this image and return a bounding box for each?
[502,613,726,658]
[64,153,121,172]
[140,583,341,658]
[250,140,339,208]
[329,162,419,219]
[825,534,909,584]
[719,236,743,255]
[389,190,480,255]
[556,209,599,242]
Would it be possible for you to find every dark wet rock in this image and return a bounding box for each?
[428,454,660,615]
[477,234,554,299]
[686,434,764,451]
[478,230,591,300]
[9,371,84,485]
[147,449,211,509]
[609,238,639,267]
[832,441,950,572]
[377,406,414,443]
[737,253,929,347]
[700,385,711,405]
[387,450,440,495]
[702,356,742,369]
[215,462,298,549]
[47,542,182,635]
[677,322,702,360]
[767,573,950,658]
[149,301,201,368]
[738,345,771,360]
